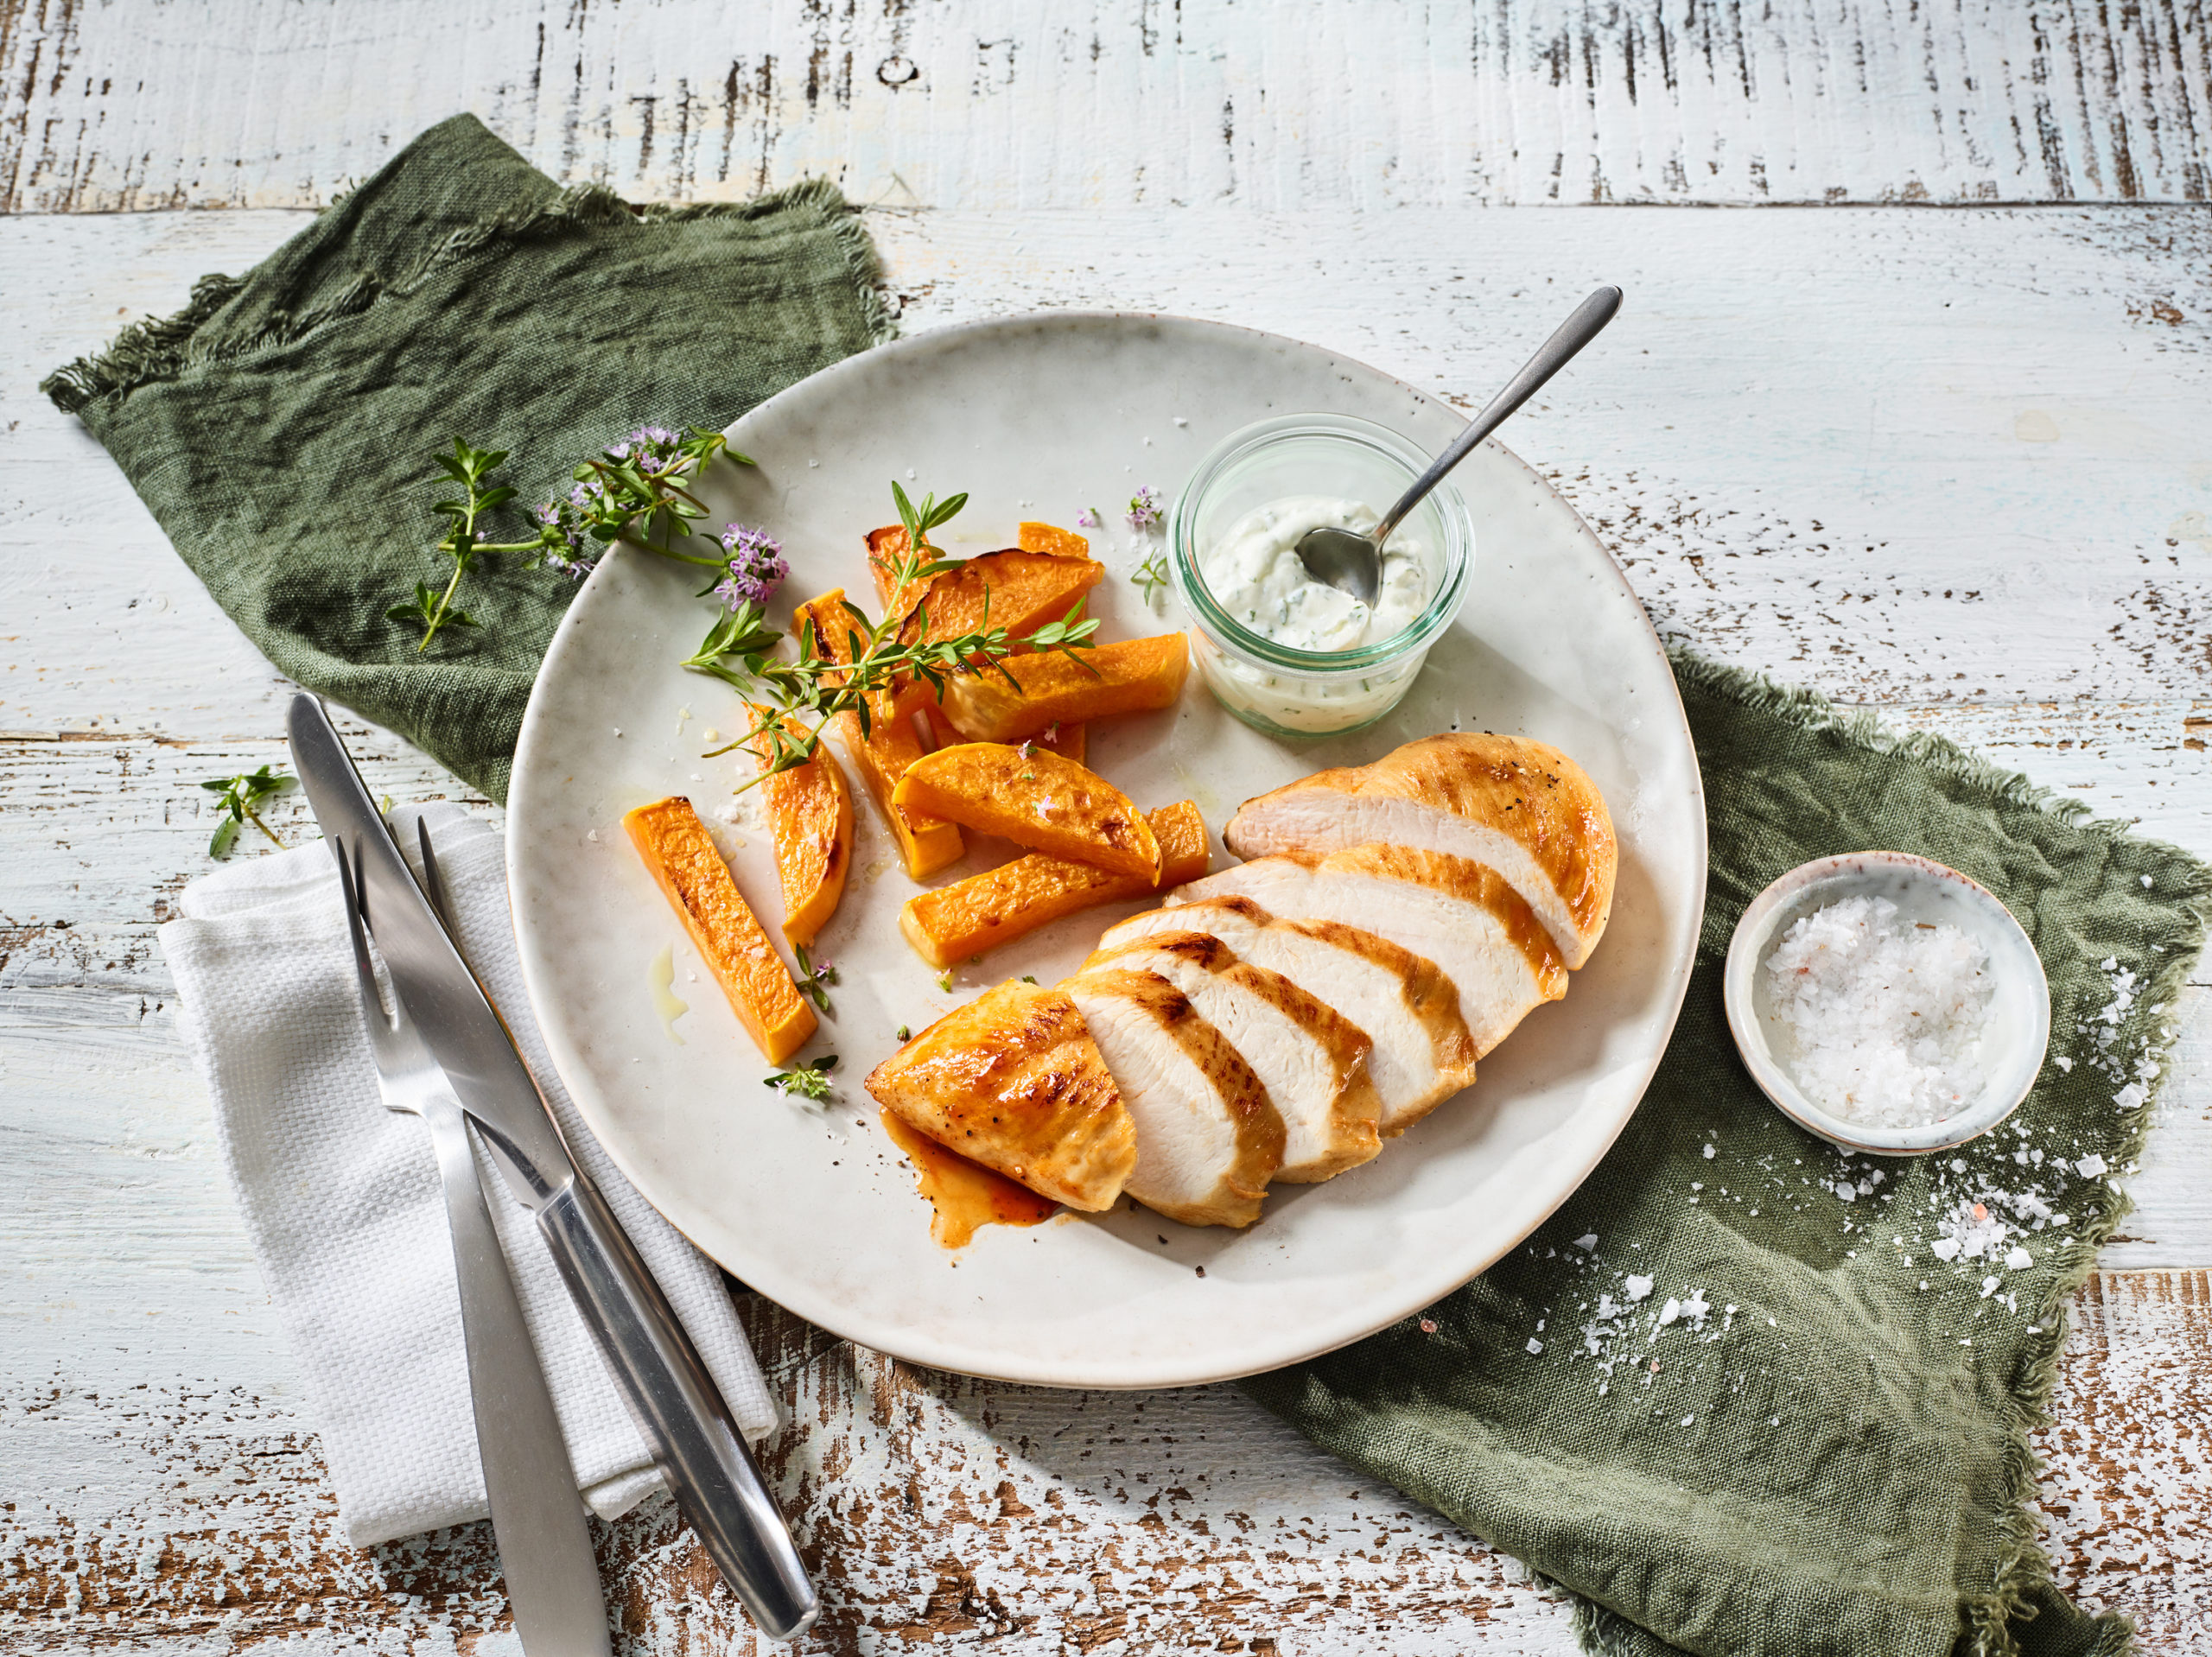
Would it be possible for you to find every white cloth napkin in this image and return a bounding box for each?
[158,802,777,1547]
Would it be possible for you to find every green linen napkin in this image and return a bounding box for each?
[43,113,890,803]
[1248,653,2206,1657]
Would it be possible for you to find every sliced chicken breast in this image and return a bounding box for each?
[863,979,1135,1210]
[1083,931,1382,1183]
[1062,968,1284,1228]
[1222,733,1617,969]
[1170,843,1568,1057]
[1102,896,1478,1134]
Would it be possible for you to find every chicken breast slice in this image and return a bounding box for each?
[1102,895,1478,1135]
[863,980,1135,1210]
[1170,844,1568,1057]
[1083,931,1382,1183]
[1222,733,1617,969]
[1062,968,1284,1228]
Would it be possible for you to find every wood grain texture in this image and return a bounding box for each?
[3,0,2209,214]
[5,34,2212,1644]
[3,1286,2203,1654]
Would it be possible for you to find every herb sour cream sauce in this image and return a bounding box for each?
[1196,496,1434,733]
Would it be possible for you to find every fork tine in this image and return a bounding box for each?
[334,834,407,1071]
[416,815,455,932]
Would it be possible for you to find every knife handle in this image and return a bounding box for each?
[536,1175,819,1642]
[426,1103,612,1657]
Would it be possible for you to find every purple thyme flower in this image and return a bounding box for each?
[532,498,599,578]
[612,426,686,475]
[1126,486,1162,530]
[714,522,788,610]
[1076,505,1102,529]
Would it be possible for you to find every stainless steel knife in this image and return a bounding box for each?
[289,694,819,1642]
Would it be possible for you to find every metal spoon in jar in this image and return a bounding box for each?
[1294,284,1624,606]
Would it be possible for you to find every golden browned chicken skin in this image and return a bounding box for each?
[865,980,1135,1211]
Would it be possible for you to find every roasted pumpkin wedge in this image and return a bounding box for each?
[942,632,1190,743]
[864,524,931,616]
[899,800,1209,968]
[865,979,1135,1212]
[891,549,1103,717]
[1016,521,1090,559]
[893,742,1160,879]
[791,587,964,879]
[742,711,854,946]
[623,797,817,1064]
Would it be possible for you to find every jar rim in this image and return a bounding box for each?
[1166,412,1474,676]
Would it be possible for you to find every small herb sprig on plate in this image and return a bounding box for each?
[1131,550,1171,606]
[685,483,1102,790]
[394,427,754,651]
[794,945,837,1013]
[766,1054,838,1099]
[200,765,294,858]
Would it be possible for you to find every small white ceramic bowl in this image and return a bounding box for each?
[1723,851,2051,1156]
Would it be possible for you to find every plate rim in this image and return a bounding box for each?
[507,307,1710,1388]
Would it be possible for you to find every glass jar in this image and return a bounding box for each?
[1169,413,1474,738]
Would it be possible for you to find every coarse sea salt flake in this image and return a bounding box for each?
[2076,1154,2108,1178]
[1624,1275,1655,1303]
[1573,1234,1599,1252]
[1526,1337,1544,1355]
[1763,895,1993,1128]
[2005,1247,2034,1270]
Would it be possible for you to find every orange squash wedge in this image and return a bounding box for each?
[942,632,1191,743]
[893,548,1101,674]
[791,587,965,879]
[893,742,1161,879]
[1017,522,1091,559]
[742,711,854,947]
[624,797,817,1064]
[898,801,1210,968]
[865,524,934,618]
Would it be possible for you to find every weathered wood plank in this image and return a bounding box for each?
[2,1282,2202,1653]
[6,206,2211,733]
[3,0,2209,214]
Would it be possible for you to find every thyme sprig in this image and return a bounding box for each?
[1132,551,1172,606]
[396,428,754,651]
[794,944,838,1013]
[687,484,1101,789]
[200,765,294,858]
[766,1055,838,1099]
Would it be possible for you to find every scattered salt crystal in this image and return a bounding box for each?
[1764,895,1993,1127]
[612,727,622,737]
[2141,874,2153,888]
[1980,1275,2000,1298]
[2053,1056,2073,1073]
[1526,1337,1545,1355]
[1573,1234,1599,1252]
[1950,1159,1967,1173]
[2113,1082,2148,1110]
[1930,1238,1962,1260]
[2075,1154,2108,1178]
[586,828,599,842]
[1624,1275,1655,1302]
[1681,1414,1695,1427]
[1702,1144,1716,1159]
[2005,1247,2033,1270]
[1657,1298,1682,1326]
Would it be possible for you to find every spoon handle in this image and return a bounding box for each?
[1372,284,1623,548]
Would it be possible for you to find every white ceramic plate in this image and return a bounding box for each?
[507,313,1707,1389]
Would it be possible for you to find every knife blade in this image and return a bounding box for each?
[289,695,820,1642]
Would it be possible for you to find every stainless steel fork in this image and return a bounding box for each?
[334,837,613,1657]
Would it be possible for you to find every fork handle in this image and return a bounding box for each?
[535,1174,819,1642]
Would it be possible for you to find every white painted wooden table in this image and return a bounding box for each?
[3,5,2208,1653]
